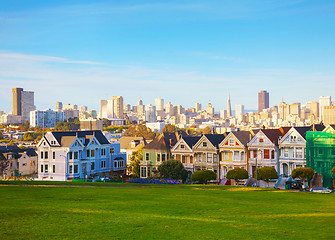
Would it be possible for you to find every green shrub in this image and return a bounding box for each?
[226,168,249,183]
[158,159,187,182]
[191,169,217,184]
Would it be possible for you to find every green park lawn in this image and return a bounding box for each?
[0,182,334,240]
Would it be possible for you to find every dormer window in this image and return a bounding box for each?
[180,144,185,149]
[259,138,264,143]
[75,142,77,146]
[203,142,207,147]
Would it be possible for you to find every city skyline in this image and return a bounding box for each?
[1,1,335,112]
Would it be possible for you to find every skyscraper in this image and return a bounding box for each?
[258,90,269,113]
[226,94,232,118]
[12,87,36,122]
[100,99,114,119]
[145,104,156,123]
[112,96,124,119]
[235,104,245,116]
[195,102,202,112]
[319,96,331,122]
[206,103,214,117]
[55,102,63,111]
[155,98,164,111]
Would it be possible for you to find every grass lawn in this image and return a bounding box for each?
[0,182,335,240]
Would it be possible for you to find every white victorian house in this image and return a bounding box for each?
[278,125,325,176]
[37,130,112,181]
[247,128,289,176]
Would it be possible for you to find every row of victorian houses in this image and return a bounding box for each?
[139,124,327,180]
[1,130,127,181]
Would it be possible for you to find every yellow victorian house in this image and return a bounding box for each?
[218,131,254,179]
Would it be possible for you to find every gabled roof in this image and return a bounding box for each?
[204,134,226,148]
[119,136,146,150]
[49,130,109,147]
[260,129,286,145]
[143,131,187,151]
[231,131,254,146]
[0,146,37,158]
[183,136,201,149]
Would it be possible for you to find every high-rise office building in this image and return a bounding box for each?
[112,96,124,119]
[30,109,66,128]
[195,103,202,112]
[55,102,63,111]
[155,98,164,111]
[235,104,245,117]
[319,96,331,122]
[226,94,232,118]
[206,103,214,117]
[145,104,156,123]
[258,90,269,113]
[12,87,36,122]
[100,99,114,119]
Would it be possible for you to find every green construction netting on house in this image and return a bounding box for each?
[306,131,335,188]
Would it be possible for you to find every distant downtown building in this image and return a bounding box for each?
[226,93,232,118]
[12,87,36,123]
[30,109,66,128]
[258,90,269,113]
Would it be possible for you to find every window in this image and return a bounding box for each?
[30,161,32,166]
[203,142,207,147]
[101,160,106,168]
[233,151,239,161]
[69,165,73,174]
[41,165,43,172]
[264,149,270,159]
[40,151,44,159]
[157,153,161,162]
[114,162,117,168]
[74,152,78,159]
[259,138,264,143]
[22,163,27,166]
[91,162,95,170]
[198,154,202,162]
[75,142,77,146]
[224,151,229,160]
[207,153,213,162]
[241,151,245,161]
[74,165,78,173]
[190,156,193,164]
[180,144,185,149]
[45,152,48,159]
[182,156,186,163]
[331,149,335,156]
[162,154,166,162]
[110,148,114,153]
[229,139,235,146]
[146,153,149,161]
[253,150,257,158]
[53,152,55,159]
[69,152,73,159]
[271,150,275,159]
[296,148,303,159]
[213,154,217,163]
[91,150,95,157]
[284,149,289,158]
[53,165,55,173]
[319,148,323,155]
[101,148,106,156]
[45,164,48,173]
[17,162,19,169]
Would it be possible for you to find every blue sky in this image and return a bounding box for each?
[1,0,335,113]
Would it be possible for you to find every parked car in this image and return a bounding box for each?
[291,180,302,190]
[309,187,333,193]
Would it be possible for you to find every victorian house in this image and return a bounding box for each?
[140,131,186,178]
[171,136,201,176]
[219,130,255,179]
[192,134,226,179]
[247,128,290,176]
[37,130,114,181]
[278,125,324,177]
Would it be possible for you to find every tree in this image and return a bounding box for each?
[332,166,335,176]
[292,167,315,188]
[162,124,178,133]
[0,131,3,140]
[158,159,187,182]
[0,157,9,179]
[123,125,156,140]
[127,147,143,178]
[226,168,249,185]
[191,169,217,184]
[201,126,212,134]
[256,166,278,187]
